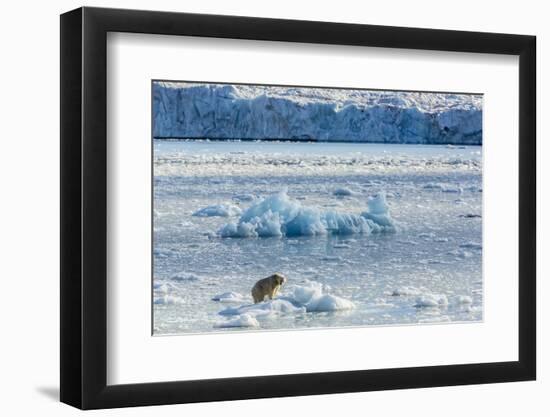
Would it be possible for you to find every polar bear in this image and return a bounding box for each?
[251,273,287,303]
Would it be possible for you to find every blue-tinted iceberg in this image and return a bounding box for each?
[218,191,396,238]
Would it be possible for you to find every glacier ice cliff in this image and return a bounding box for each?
[153,82,482,145]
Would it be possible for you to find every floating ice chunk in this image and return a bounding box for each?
[219,191,395,238]
[171,272,200,282]
[153,281,178,294]
[423,183,463,193]
[397,240,419,246]
[232,194,256,202]
[219,299,306,318]
[293,281,324,305]
[292,281,355,312]
[214,314,259,328]
[392,286,421,296]
[217,280,354,323]
[361,193,395,232]
[193,204,242,217]
[451,250,473,259]
[154,295,184,305]
[333,243,351,249]
[211,291,247,303]
[414,294,449,308]
[455,295,473,304]
[418,232,435,239]
[333,187,356,196]
[306,294,355,312]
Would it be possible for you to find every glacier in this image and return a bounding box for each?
[153,82,482,145]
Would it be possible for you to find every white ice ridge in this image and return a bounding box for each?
[153,82,482,145]
[218,191,395,238]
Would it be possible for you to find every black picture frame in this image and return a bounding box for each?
[60,6,536,410]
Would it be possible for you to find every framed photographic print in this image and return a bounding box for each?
[60,7,536,409]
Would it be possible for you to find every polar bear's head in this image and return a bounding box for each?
[273,273,287,286]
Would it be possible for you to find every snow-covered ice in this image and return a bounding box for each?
[214,314,259,328]
[211,291,248,303]
[214,281,354,328]
[414,294,449,308]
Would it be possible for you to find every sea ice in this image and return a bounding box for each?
[455,295,473,304]
[192,204,242,217]
[170,272,201,282]
[423,183,463,193]
[214,314,260,328]
[215,280,355,327]
[414,294,449,308]
[211,291,248,303]
[219,298,306,318]
[232,194,257,202]
[391,286,422,296]
[154,295,184,305]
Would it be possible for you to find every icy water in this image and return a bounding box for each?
[153,140,483,335]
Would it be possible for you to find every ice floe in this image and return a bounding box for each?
[214,280,354,328]
[211,291,248,303]
[154,294,184,305]
[423,183,463,193]
[414,294,449,308]
[192,204,242,217]
[214,314,259,328]
[455,295,473,304]
[170,272,201,282]
[391,286,422,296]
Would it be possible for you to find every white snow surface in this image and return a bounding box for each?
[153,82,482,144]
[211,291,248,303]
[414,294,449,308]
[214,314,259,328]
